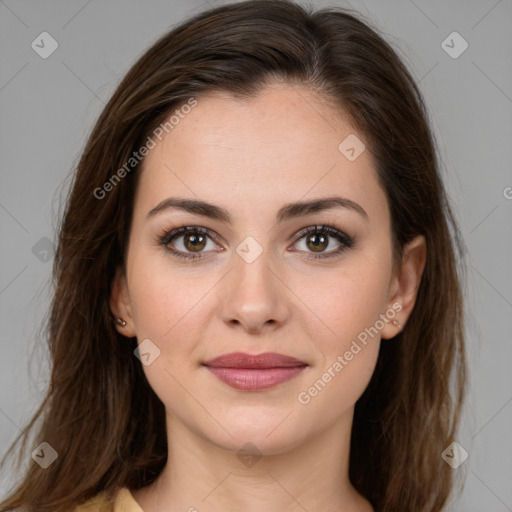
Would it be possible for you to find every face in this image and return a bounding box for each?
[111,83,422,455]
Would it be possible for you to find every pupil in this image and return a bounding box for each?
[309,233,327,252]
[186,233,205,251]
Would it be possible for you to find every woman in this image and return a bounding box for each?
[0,1,467,511]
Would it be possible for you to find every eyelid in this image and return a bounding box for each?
[293,223,353,245]
[157,225,222,254]
[289,224,354,259]
[156,222,354,260]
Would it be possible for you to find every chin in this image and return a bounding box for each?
[202,419,310,457]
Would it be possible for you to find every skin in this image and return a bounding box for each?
[110,82,426,512]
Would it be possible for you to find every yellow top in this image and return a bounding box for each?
[75,488,142,512]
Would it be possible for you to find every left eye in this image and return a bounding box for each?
[291,224,354,259]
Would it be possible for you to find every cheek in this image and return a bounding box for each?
[125,251,218,394]
[297,253,392,352]
[327,268,390,342]
[126,265,207,416]
[293,255,391,411]
[127,248,218,341]
[295,281,385,423]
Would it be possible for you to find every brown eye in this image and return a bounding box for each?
[292,224,355,260]
[306,232,329,252]
[158,226,221,261]
[183,232,207,252]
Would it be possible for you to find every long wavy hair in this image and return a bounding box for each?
[0,1,467,510]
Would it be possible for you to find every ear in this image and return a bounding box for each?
[110,266,136,338]
[381,235,427,340]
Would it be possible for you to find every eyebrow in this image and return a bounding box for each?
[146,196,369,223]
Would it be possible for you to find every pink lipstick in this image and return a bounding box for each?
[202,352,308,391]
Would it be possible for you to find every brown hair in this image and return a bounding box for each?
[0,1,467,510]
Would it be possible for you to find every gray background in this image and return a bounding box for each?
[1,0,511,510]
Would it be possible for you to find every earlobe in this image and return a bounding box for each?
[110,266,136,337]
[381,235,427,340]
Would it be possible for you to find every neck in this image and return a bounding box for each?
[131,408,374,512]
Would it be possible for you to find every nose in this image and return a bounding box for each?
[219,246,290,335]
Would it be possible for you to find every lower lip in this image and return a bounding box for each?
[205,366,307,391]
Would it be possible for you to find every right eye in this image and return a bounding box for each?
[157,225,222,261]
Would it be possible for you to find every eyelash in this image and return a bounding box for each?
[156,223,355,261]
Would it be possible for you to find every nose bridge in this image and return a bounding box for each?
[219,237,288,332]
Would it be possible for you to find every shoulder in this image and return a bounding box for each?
[75,487,142,512]
[74,490,111,512]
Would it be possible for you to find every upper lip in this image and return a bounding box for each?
[203,352,308,369]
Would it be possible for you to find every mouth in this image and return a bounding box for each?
[202,352,308,391]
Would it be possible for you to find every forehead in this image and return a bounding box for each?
[135,83,388,224]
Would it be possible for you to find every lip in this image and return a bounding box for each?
[203,351,307,368]
[202,352,308,391]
